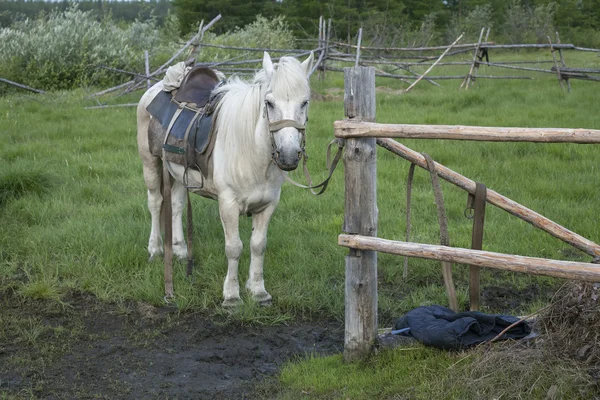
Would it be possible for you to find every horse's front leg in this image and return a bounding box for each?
[246,202,277,306]
[218,197,243,307]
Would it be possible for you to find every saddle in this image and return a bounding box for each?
[146,66,224,180]
[174,66,220,107]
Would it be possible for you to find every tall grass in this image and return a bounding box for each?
[1,54,599,323]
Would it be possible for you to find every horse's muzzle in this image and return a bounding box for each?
[274,149,301,171]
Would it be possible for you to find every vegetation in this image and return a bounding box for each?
[0,6,179,93]
[1,47,600,397]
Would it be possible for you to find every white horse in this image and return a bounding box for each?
[137,52,314,307]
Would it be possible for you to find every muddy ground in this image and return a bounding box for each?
[0,290,343,399]
[0,281,556,399]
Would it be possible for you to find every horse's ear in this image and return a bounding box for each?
[301,51,314,76]
[263,52,274,79]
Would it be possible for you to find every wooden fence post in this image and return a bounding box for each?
[343,67,378,362]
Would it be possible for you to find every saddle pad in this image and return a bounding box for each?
[146,90,212,154]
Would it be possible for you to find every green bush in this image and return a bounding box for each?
[0,6,178,91]
[197,15,296,63]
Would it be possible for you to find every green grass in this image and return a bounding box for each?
[1,49,599,398]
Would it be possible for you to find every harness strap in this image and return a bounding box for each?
[162,150,174,300]
[403,163,416,279]
[468,182,487,311]
[423,153,458,312]
[186,190,194,278]
[280,138,344,195]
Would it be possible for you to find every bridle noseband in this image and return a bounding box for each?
[262,96,308,163]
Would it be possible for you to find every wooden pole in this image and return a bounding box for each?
[343,66,377,362]
[462,28,485,89]
[321,18,332,81]
[355,28,363,68]
[334,120,600,144]
[375,138,600,259]
[556,32,571,92]
[405,33,463,92]
[338,235,600,283]
[144,50,151,89]
[0,77,45,94]
[548,36,565,91]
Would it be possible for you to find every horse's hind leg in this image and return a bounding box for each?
[142,158,164,260]
[170,178,188,260]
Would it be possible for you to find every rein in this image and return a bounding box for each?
[263,101,344,196]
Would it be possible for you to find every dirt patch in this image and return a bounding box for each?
[481,283,553,313]
[0,290,343,399]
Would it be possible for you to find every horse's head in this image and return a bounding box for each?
[262,52,313,171]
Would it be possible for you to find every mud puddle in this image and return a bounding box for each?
[0,291,343,399]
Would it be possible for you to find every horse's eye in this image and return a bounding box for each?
[301,100,309,108]
[266,100,274,109]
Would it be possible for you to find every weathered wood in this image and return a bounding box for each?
[355,28,363,68]
[548,36,565,91]
[84,103,138,110]
[334,121,600,144]
[95,65,160,81]
[321,18,332,80]
[343,67,377,362]
[144,50,151,89]
[332,41,494,52]
[326,68,532,80]
[0,77,45,94]
[482,44,576,49]
[199,43,312,53]
[555,32,571,92]
[338,235,600,282]
[376,138,600,258]
[393,64,440,87]
[406,33,463,92]
[462,28,485,89]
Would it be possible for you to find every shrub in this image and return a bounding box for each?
[197,15,296,63]
[503,0,557,44]
[445,4,493,43]
[0,5,178,91]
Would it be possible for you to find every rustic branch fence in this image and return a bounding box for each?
[336,66,600,362]
[3,16,600,98]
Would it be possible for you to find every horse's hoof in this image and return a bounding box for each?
[258,298,273,307]
[254,293,272,307]
[148,254,162,262]
[222,298,243,308]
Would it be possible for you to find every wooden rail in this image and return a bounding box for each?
[376,138,600,258]
[335,121,600,143]
[339,235,600,282]
[339,65,600,362]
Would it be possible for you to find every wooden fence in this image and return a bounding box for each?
[336,66,600,362]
